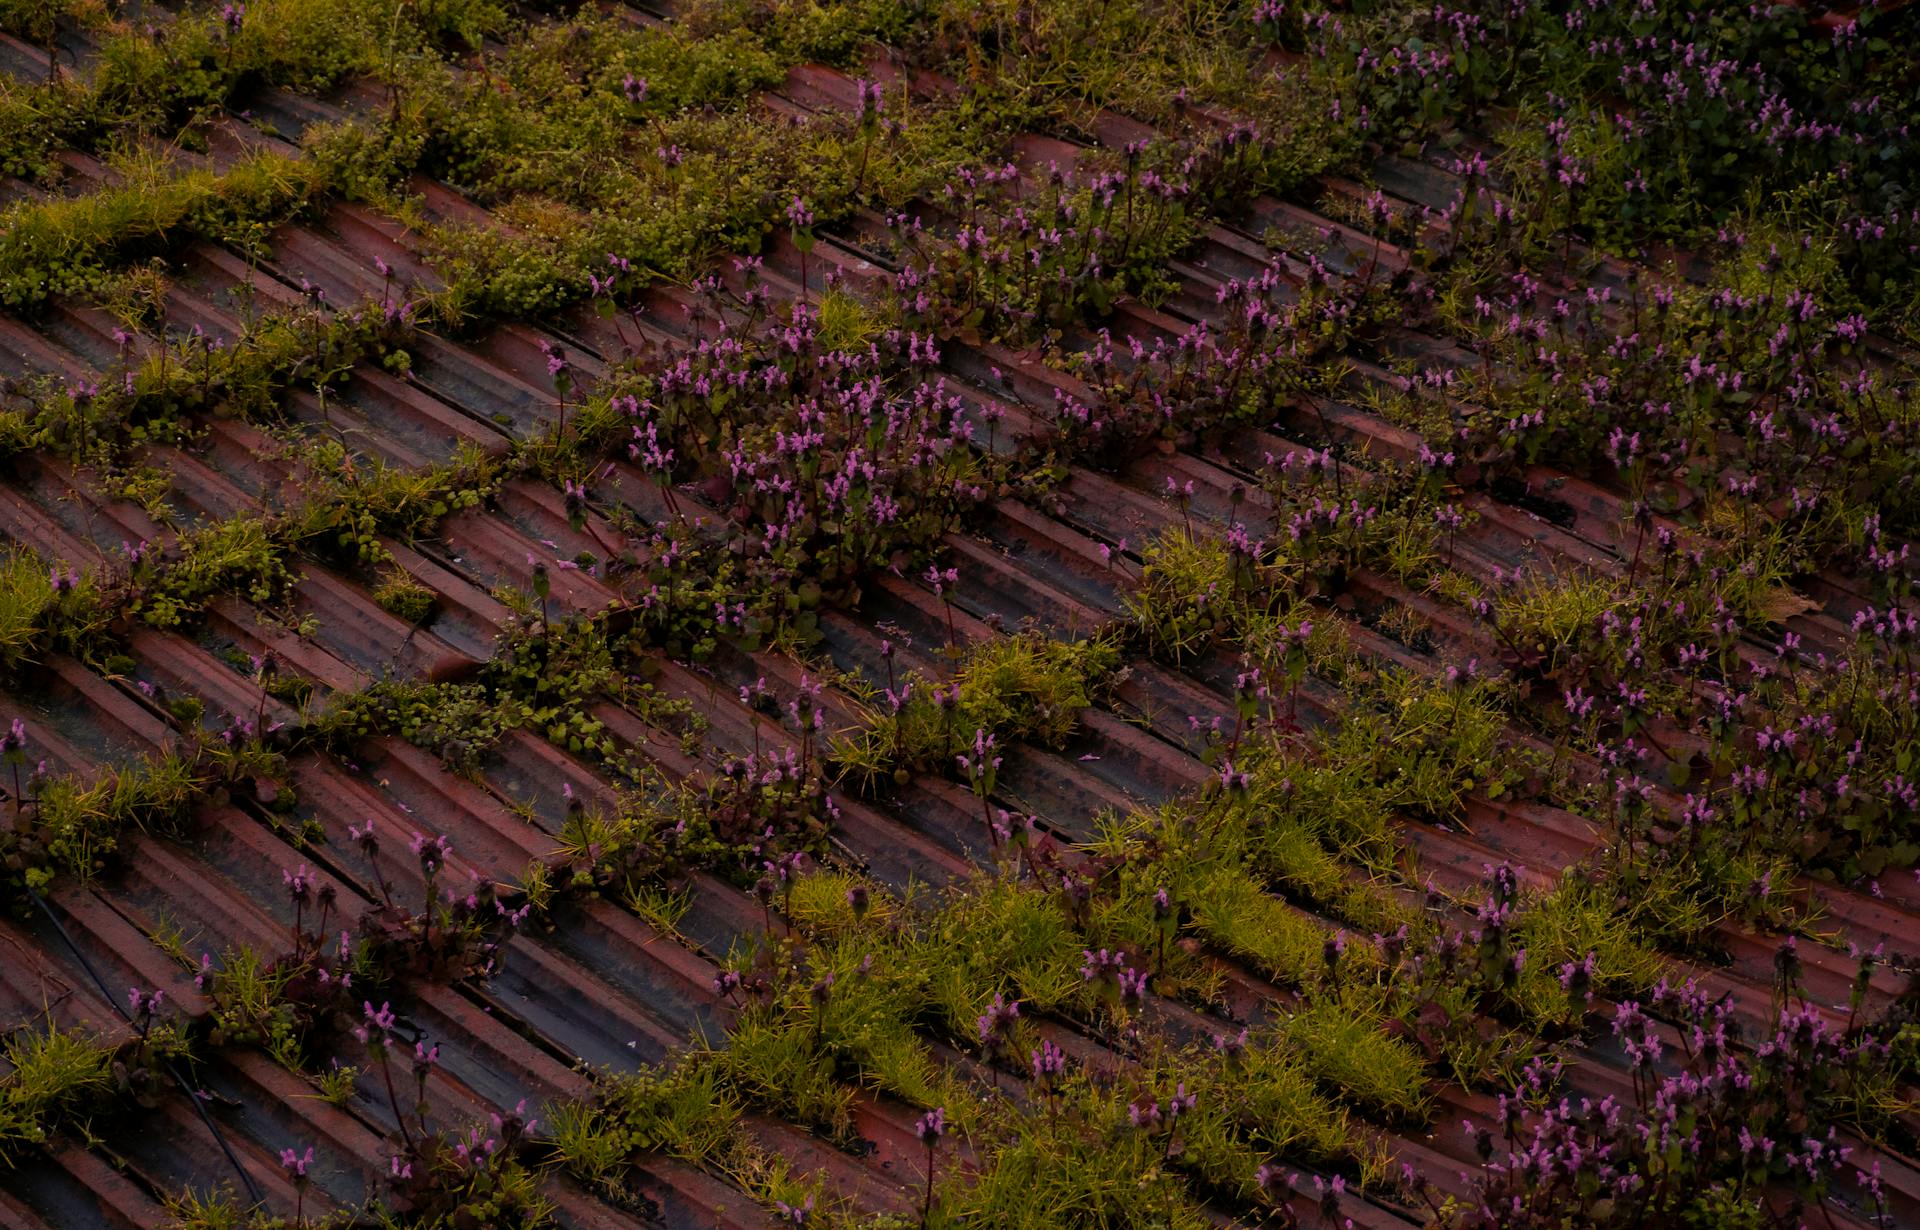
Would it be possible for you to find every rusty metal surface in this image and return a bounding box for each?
[0,11,1914,1230]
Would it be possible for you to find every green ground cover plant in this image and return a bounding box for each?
[0,2,1916,1229]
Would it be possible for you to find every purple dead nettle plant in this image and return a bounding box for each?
[976,992,1021,1075]
[1253,1160,1304,1219]
[850,76,885,197]
[809,970,834,1047]
[1149,886,1178,975]
[356,998,420,1150]
[1,717,34,815]
[914,1106,946,1225]
[706,748,829,896]
[926,564,961,659]
[127,986,165,1040]
[280,1144,314,1225]
[538,338,574,437]
[787,195,817,298]
[1030,1037,1069,1107]
[1439,968,1907,1230]
[999,810,1056,889]
[280,861,339,960]
[1130,1079,1197,1161]
[955,727,1002,845]
[1081,947,1150,1047]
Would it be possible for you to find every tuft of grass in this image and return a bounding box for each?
[835,631,1122,786]
[0,550,54,670]
[551,1063,740,1189]
[1277,992,1432,1121]
[1126,527,1237,662]
[27,747,216,885]
[784,868,891,936]
[371,567,437,625]
[929,1072,1218,1230]
[921,876,1085,1028]
[816,287,882,350]
[1509,875,1670,1026]
[0,1023,115,1163]
[718,1011,859,1139]
[1181,862,1329,987]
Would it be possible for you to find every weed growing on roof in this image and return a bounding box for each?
[0,0,509,181]
[835,630,1121,787]
[163,1185,352,1230]
[0,151,329,310]
[1126,525,1306,664]
[0,291,412,465]
[591,863,1389,1224]
[0,1022,116,1164]
[7,737,284,899]
[0,997,192,1169]
[547,1062,739,1185]
[0,550,101,672]
[7,0,1920,1226]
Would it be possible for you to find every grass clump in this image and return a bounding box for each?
[1275,992,1431,1121]
[0,151,326,309]
[835,631,1122,786]
[548,1064,740,1189]
[0,551,60,672]
[1506,875,1670,1027]
[1126,526,1306,663]
[2,736,284,903]
[0,1023,116,1163]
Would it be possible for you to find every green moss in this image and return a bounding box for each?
[372,568,436,625]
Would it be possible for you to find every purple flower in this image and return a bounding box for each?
[976,993,1020,1046]
[856,78,884,123]
[409,831,451,875]
[279,1145,314,1179]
